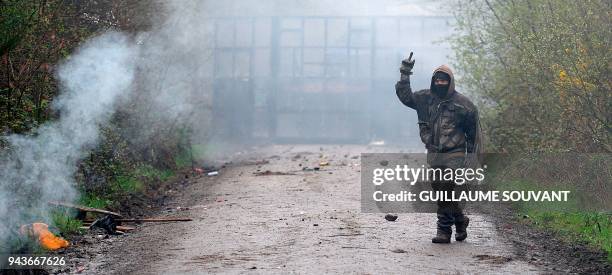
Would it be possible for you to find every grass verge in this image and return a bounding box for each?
[494,178,611,262]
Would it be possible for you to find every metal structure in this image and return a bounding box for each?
[207,15,453,143]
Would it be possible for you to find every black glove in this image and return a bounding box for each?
[400,52,415,80]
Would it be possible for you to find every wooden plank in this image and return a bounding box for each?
[79,226,134,231]
[114,217,192,222]
[48,201,122,218]
[116,226,135,231]
[84,217,192,223]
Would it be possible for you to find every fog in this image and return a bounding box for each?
[185,0,454,147]
[0,0,455,251]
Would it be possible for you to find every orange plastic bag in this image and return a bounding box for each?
[19,223,70,250]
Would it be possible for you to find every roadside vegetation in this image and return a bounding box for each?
[451,0,611,260]
[488,158,611,261]
[1,0,199,252]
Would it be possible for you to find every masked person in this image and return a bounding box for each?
[395,53,483,243]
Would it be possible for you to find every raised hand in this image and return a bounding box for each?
[400,52,415,80]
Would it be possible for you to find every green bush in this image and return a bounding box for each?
[134,164,175,182]
[451,0,610,152]
[50,211,83,235]
[79,193,112,209]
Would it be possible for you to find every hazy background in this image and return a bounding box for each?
[0,0,455,251]
[185,0,455,148]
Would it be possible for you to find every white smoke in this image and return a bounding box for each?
[0,32,137,249]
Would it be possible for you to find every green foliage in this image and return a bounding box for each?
[1,2,192,255]
[525,211,611,261]
[50,211,83,235]
[110,164,175,194]
[0,0,37,54]
[174,149,193,168]
[112,174,144,194]
[494,177,611,260]
[1,0,88,133]
[1,0,153,134]
[79,193,112,209]
[134,164,175,182]
[451,0,611,152]
[76,124,186,213]
[79,161,177,208]
[484,152,611,259]
[485,153,610,211]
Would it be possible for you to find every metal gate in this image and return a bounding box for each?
[207,15,453,143]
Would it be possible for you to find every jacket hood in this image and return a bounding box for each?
[430,65,455,98]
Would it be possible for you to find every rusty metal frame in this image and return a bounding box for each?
[208,15,452,143]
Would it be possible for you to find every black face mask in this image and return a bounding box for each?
[432,84,449,97]
[432,71,451,97]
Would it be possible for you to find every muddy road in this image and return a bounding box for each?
[80,145,545,274]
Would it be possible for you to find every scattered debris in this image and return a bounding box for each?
[85,216,193,224]
[117,225,135,231]
[327,233,364,237]
[319,161,329,166]
[113,217,193,222]
[90,215,120,235]
[253,170,296,176]
[474,255,513,264]
[19,223,70,250]
[384,214,398,222]
[207,171,219,176]
[202,165,219,172]
[83,225,134,232]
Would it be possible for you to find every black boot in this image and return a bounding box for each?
[431,229,451,243]
[455,216,469,241]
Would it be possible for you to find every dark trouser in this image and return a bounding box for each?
[431,178,466,234]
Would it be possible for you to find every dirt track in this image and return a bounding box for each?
[80,145,546,274]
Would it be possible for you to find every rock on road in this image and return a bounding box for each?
[85,145,542,274]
